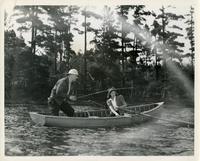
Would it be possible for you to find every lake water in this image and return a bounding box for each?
[4,103,194,156]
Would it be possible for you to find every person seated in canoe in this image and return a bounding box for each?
[106,87,127,116]
[48,69,79,116]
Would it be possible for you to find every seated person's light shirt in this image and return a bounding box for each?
[110,96,118,110]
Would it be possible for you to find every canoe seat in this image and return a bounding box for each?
[89,110,110,117]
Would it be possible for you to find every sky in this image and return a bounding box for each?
[3,0,197,64]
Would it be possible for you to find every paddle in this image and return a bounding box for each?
[119,108,194,128]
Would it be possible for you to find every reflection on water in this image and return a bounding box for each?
[4,104,194,156]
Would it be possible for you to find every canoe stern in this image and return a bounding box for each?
[143,102,164,116]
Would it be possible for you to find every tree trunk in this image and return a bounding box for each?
[31,6,38,55]
[33,27,37,55]
[154,48,159,80]
[54,31,57,74]
[161,6,168,99]
[84,10,87,93]
[121,21,125,87]
[31,26,35,55]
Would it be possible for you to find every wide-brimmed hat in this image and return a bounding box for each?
[107,87,117,98]
[67,69,79,76]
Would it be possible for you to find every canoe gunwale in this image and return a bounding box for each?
[142,102,164,114]
[30,112,133,120]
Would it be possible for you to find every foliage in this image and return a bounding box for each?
[4,30,26,99]
[14,6,45,55]
[152,6,185,60]
[184,6,195,67]
[5,29,51,101]
[94,6,120,62]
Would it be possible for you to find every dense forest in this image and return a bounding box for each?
[4,5,194,105]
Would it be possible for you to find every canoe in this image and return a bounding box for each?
[29,102,164,128]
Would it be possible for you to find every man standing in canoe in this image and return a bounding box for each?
[48,69,79,116]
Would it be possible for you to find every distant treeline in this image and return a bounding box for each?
[4,5,194,104]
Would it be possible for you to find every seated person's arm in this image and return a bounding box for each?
[107,100,119,116]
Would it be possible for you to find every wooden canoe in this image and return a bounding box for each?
[29,102,164,128]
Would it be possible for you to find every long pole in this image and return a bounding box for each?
[77,87,136,99]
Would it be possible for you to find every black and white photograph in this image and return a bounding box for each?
[1,0,199,159]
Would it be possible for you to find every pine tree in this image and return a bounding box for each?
[153,6,185,61]
[95,6,120,62]
[14,6,44,55]
[88,6,122,89]
[38,6,79,75]
[151,6,185,98]
[116,5,133,86]
[185,6,195,67]
[74,7,102,93]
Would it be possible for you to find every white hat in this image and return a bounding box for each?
[68,69,79,75]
